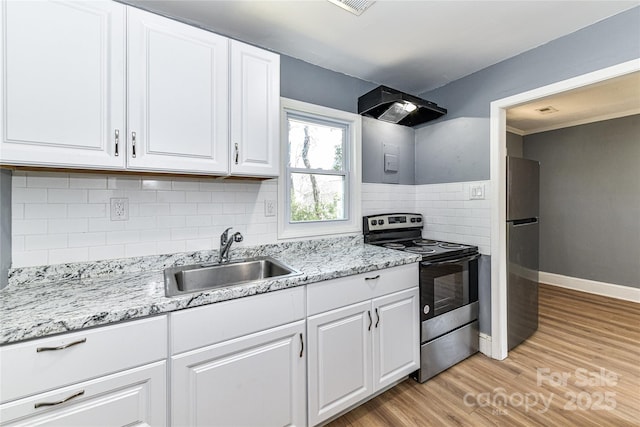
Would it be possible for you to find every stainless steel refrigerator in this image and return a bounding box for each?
[506,156,540,350]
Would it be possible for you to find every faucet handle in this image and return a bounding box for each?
[233,232,243,243]
[221,227,233,244]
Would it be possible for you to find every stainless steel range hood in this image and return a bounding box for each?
[358,85,446,127]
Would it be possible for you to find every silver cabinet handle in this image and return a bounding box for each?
[367,310,372,331]
[34,390,84,409]
[299,333,304,358]
[114,129,119,157]
[36,338,86,352]
[365,275,380,281]
[375,308,380,328]
[131,131,137,158]
[234,143,239,164]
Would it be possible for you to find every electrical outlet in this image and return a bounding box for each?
[110,198,129,221]
[470,184,485,200]
[265,200,276,217]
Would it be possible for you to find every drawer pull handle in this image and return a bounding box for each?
[34,390,85,409]
[299,333,304,358]
[375,308,380,328]
[365,275,380,281]
[36,338,86,352]
[367,310,372,331]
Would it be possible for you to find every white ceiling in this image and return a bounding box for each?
[124,0,638,95]
[507,71,640,135]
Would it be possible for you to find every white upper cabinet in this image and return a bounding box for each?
[1,2,281,177]
[0,0,126,169]
[127,7,229,174]
[230,40,280,177]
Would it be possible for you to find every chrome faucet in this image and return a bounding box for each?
[218,227,243,263]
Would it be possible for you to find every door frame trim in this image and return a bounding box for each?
[488,58,640,360]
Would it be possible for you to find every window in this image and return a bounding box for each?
[278,98,361,239]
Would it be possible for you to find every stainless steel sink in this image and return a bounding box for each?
[164,256,300,297]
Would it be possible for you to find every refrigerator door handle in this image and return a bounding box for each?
[510,218,538,227]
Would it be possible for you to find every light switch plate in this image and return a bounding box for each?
[470,184,485,200]
[110,198,129,221]
[265,200,276,217]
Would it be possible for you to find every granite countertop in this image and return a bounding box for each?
[0,236,420,345]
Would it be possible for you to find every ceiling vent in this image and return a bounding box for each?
[535,106,559,114]
[327,0,375,16]
[358,85,447,127]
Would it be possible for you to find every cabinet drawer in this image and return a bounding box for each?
[0,361,166,426]
[0,316,167,403]
[307,263,418,316]
[170,286,305,354]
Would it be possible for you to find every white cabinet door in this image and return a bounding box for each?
[0,361,166,426]
[307,301,372,427]
[127,7,229,174]
[372,287,420,392]
[0,0,126,169]
[172,320,306,427]
[230,40,280,177]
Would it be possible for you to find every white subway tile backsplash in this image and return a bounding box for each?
[67,203,107,218]
[125,242,157,258]
[106,230,140,245]
[170,203,197,216]
[186,191,212,203]
[13,219,47,235]
[24,204,66,219]
[172,179,200,191]
[13,188,47,203]
[157,190,185,203]
[88,189,125,204]
[107,176,141,190]
[25,234,67,250]
[12,250,48,267]
[68,232,106,248]
[69,175,107,189]
[26,173,69,188]
[141,178,172,191]
[11,171,491,267]
[48,189,88,203]
[139,203,171,217]
[89,245,125,261]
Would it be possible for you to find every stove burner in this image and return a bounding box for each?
[383,243,406,250]
[438,242,464,249]
[405,246,437,255]
[413,239,438,246]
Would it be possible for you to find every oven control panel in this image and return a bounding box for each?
[364,213,423,232]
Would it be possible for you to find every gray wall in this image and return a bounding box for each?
[0,169,11,289]
[415,118,489,184]
[506,132,523,158]
[523,115,640,288]
[362,117,415,185]
[415,6,640,185]
[281,55,377,114]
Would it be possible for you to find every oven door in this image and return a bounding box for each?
[420,253,480,322]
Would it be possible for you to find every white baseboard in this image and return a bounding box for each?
[539,271,640,303]
[479,333,492,357]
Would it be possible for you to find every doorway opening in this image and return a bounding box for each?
[488,59,640,360]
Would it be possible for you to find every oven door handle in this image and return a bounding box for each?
[420,253,481,267]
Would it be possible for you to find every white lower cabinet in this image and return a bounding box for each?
[307,301,372,426]
[306,264,420,426]
[172,320,306,427]
[0,361,166,426]
[169,286,307,427]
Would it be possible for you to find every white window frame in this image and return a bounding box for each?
[278,97,361,240]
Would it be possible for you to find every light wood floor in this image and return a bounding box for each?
[328,284,640,427]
